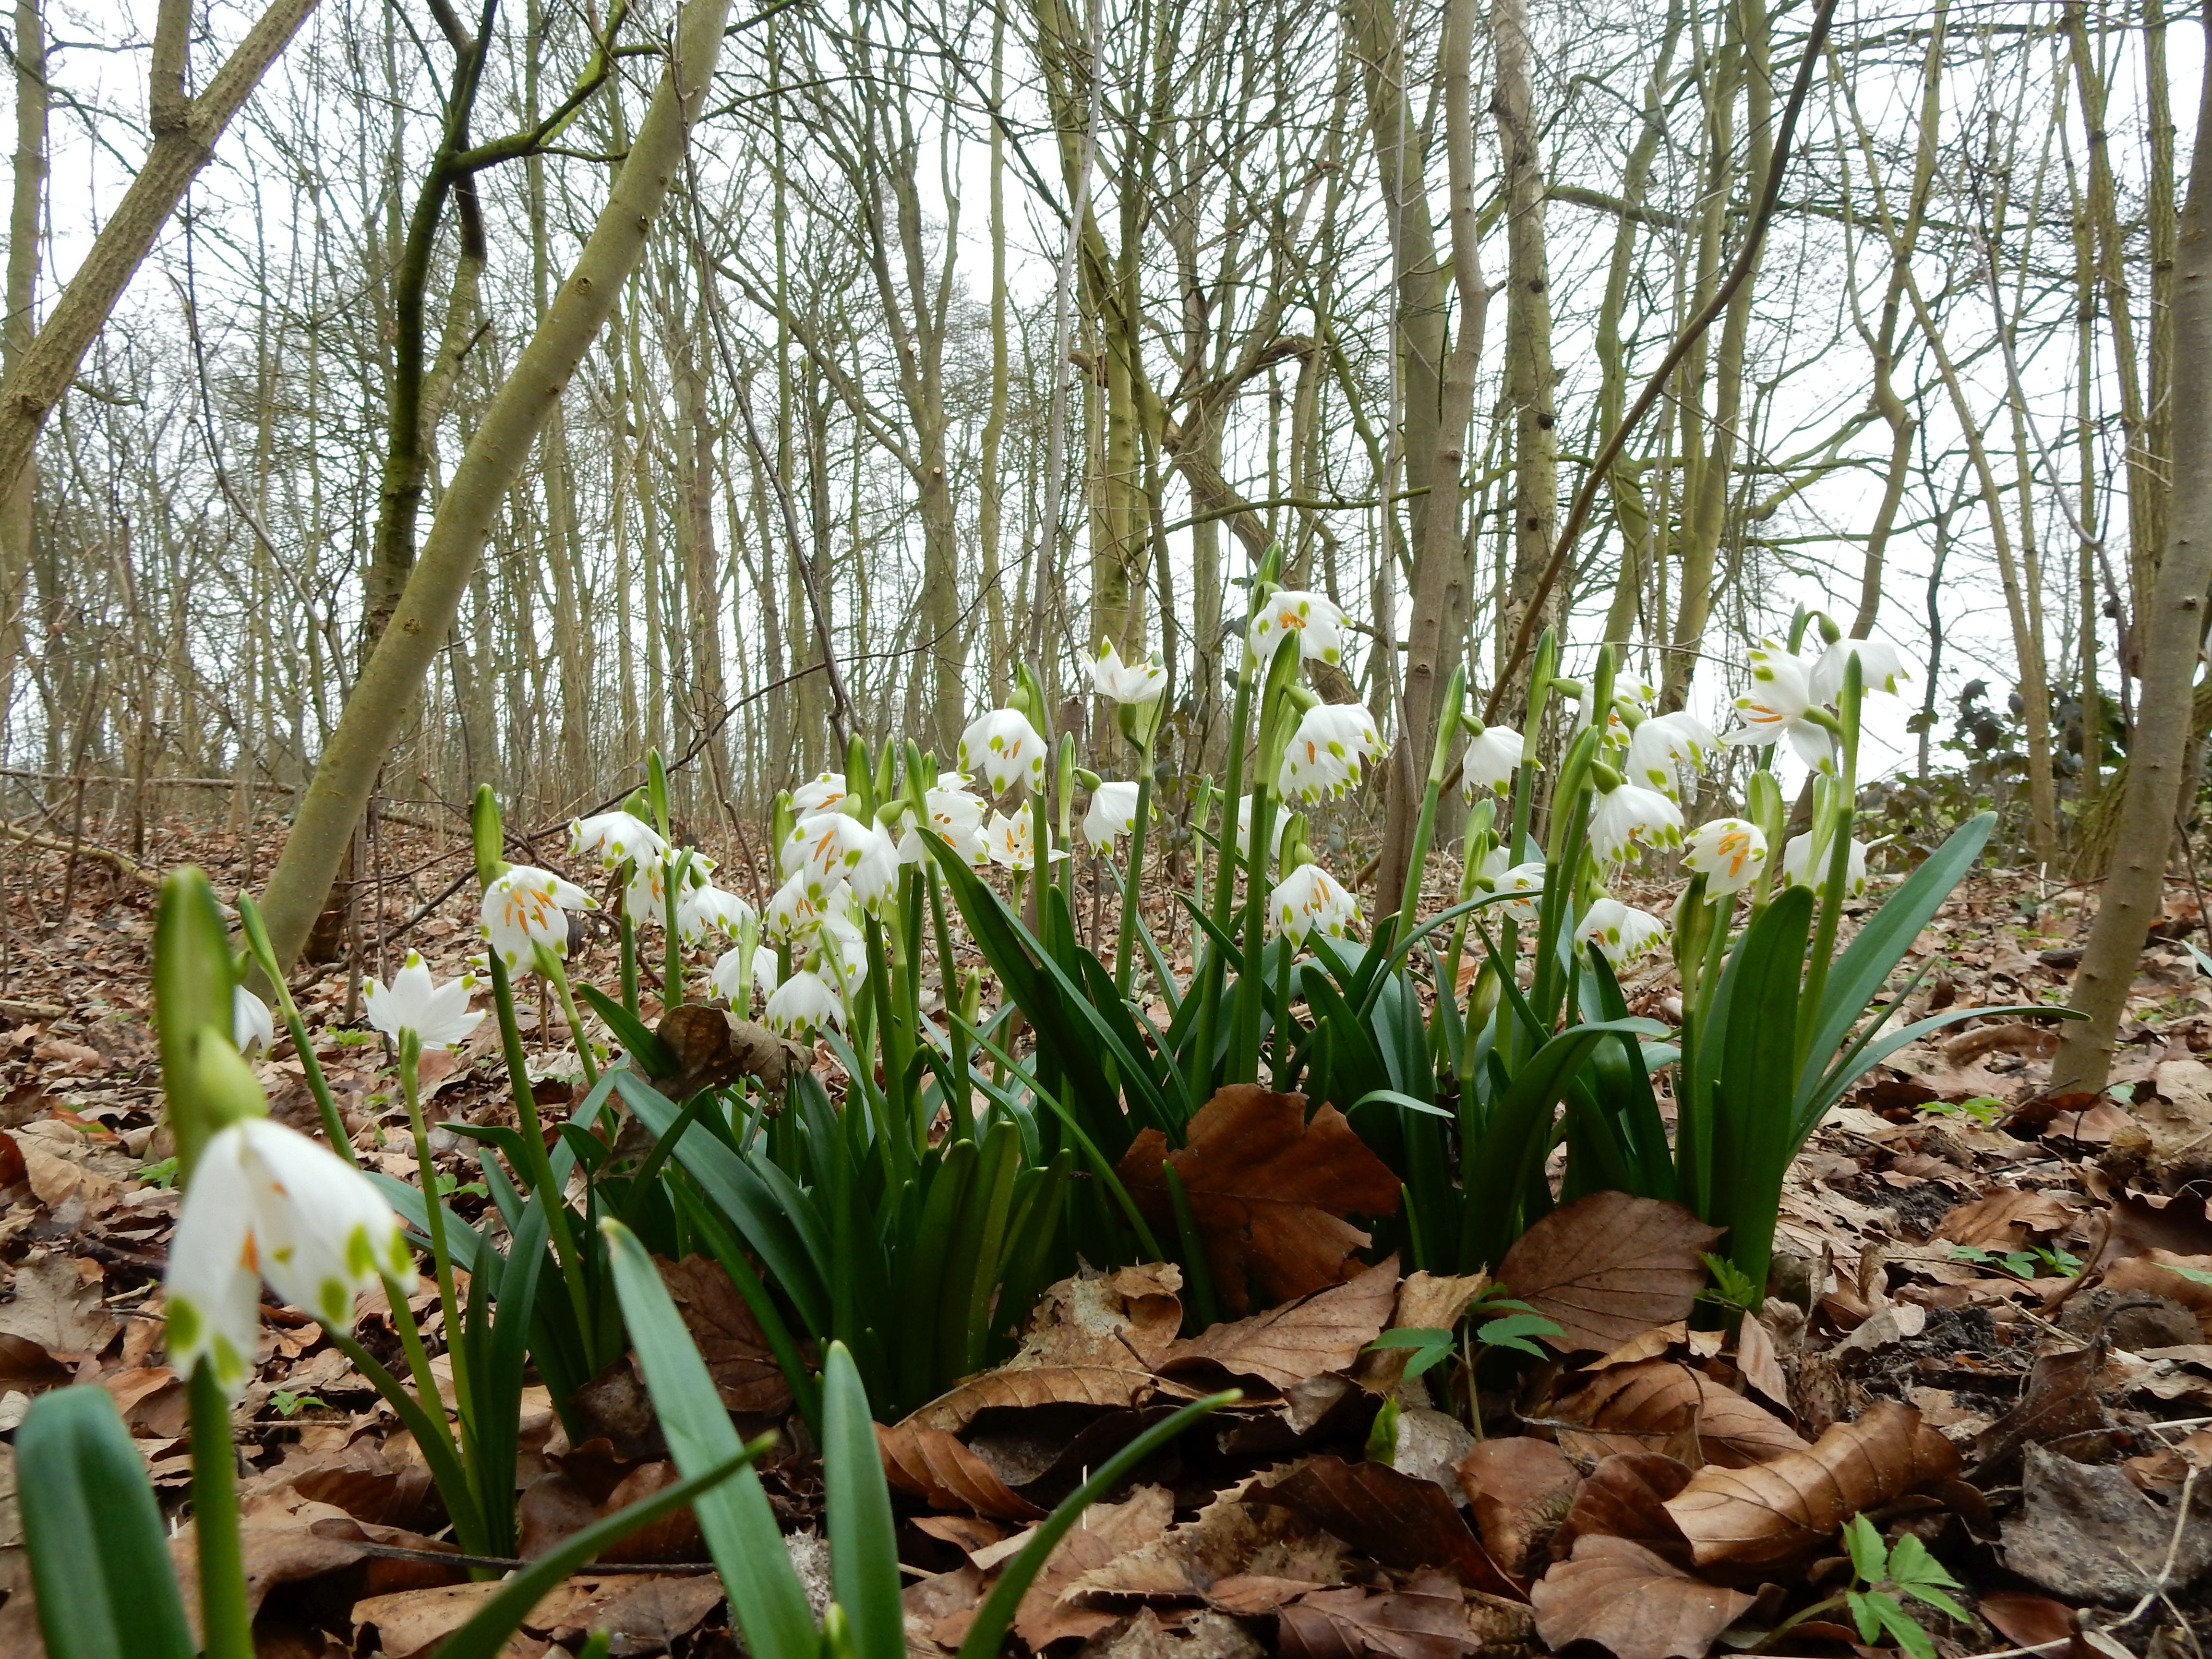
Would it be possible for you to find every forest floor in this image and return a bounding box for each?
[0,810,2207,1659]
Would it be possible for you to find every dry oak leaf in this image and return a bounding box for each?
[907,1365,1155,1436]
[1554,1360,1807,1470]
[1530,1535,1756,1659]
[876,1420,1044,1521]
[1496,1192,1721,1354]
[1455,1438,1582,1582]
[1662,1400,1961,1570]
[1247,1455,1522,1599]
[2100,1252,2212,1338]
[1549,1452,1696,1568]
[1162,1257,1400,1390]
[1117,1085,1401,1311]
[1276,1572,1509,1659]
[1011,1262,1184,1371]
[654,1253,793,1416]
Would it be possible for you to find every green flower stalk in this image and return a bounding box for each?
[236,893,356,1163]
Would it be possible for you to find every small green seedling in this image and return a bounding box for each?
[1696,1252,1764,1315]
[1950,1243,2081,1280]
[268,1391,326,1419]
[1841,1515,1970,1659]
[136,1156,180,1190]
[1917,1096,2005,1127]
[1363,1291,1565,1381]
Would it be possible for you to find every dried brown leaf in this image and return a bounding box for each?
[1276,1573,1494,1659]
[653,1253,792,1416]
[1662,1400,1961,1570]
[2003,1443,2212,1605]
[907,1365,1155,1435]
[1455,1438,1582,1582]
[1549,1452,1696,1567]
[876,1421,1044,1520]
[1935,1187,2077,1249]
[1162,1257,1399,1389]
[1011,1262,1185,1371]
[1247,1455,1521,1599]
[1070,1474,1347,1602]
[0,1252,119,1361]
[1009,1483,1176,1649]
[2100,1252,2212,1337]
[1530,1536,1755,1659]
[1554,1360,1807,1469]
[1496,1193,1722,1353]
[1976,1590,2079,1649]
[1117,1086,1402,1310]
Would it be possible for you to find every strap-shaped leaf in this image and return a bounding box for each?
[822,1344,903,1659]
[19,1387,194,1659]
[576,984,675,1076]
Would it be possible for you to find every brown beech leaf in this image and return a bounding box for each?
[2090,1183,2212,1267]
[1070,1475,1348,1601]
[1530,1536,1755,1659]
[1976,1590,2079,1650]
[1355,1273,1492,1393]
[1663,1400,1961,1570]
[2004,1443,2212,1604]
[2101,1252,2212,1337]
[652,1004,806,1095]
[0,1252,119,1361]
[1496,1193,1722,1353]
[1550,1453,1696,1567]
[1455,1439,1582,1582]
[1163,1257,1399,1389]
[1117,1085,1402,1310]
[907,1365,1156,1435]
[1734,1311,1792,1415]
[654,1253,792,1416]
[1554,1360,1807,1469]
[1247,1455,1522,1599]
[1011,1262,1185,1370]
[876,1421,1044,1521]
[1934,1187,2076,1250]
[1277,1572,1498,1659]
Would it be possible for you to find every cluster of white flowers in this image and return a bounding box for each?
[1720,635,1909,773]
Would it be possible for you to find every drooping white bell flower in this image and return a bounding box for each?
[567,811,668,871]
[1780,830,1869,897]
[1579,678,1655,752]
[1462,727,1525,797]
[958,709,1049,794]
[845,827,902,914]
[481,866,595,969]
[1809,636,1912,705]
[1267,862,1360,944]
[1720,643,1834,771]
[984,809,1065,871]
[1488,861,1548,926]
[361,951,483,1049]
[1591,782,1684,866]
[677,883,757,948]
[1246,589,1348,669]
[624,856,670,927]
[764,968,844,1039]
[1577,897,1670,968]
[1278,702,1387,803]
[1081,781,1142,850]
[764,868,835,942]
[790,771,849,815]
[233,986,276,1057]
[1682,818,1769,896]
[1231,795,1289,862]
[809,913,869,999]
[166,1118,417,1396]
[1091,640,1168,704]
[786,812,895,904]
[1471,842,1509,884]
[1624,711,1719,800]
[893,784,988,866]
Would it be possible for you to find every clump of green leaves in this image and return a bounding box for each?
[1840,1515,1970,1659]
[1364,1289,1566,1382]
[1950,1243,2082,1280]
[1696,1252,1764,1315]
[1916,1095,2005,1127]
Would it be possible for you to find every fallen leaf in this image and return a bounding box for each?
[20,1142,115,1212]
[1008,1483,1176,1650]
[0,1253,119,1361]
[1530,1536,1756,1659]
[1496,1193,1721,1353]
[2090,1183,2212,1267]
[1663,1400,1961,1570]
[1455,1438,1581,1582]
[1011,1262,1184,1371]
[349,1582,503,1659]
[2100,1252,2212,1337]
[877,1421,1043,1521]
[2002,1443,2212,1605]
[1970,1345,2112,1480]
[1935,1187,2076,1249]
[654,1254,793,1416]
[1734,1311,1791,1415]
[1276,1572,1499,1659]
[1247,1456,1520,1598]
[1549,1453,1696,1567]
[1117,1086,1402,1310]
[908,1365,1155,1435]
[1070,1476,1347,1602]
[1554,1360,1807,1469]
[1162,1257,1399,1389]
[1976,1590,2079,1650]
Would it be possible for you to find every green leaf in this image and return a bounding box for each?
[577,985,675,1076]
[18,1387,195,1659]
[439,1445,764,1659]
[1867,1592,1939,1659]
[1473,1312,1563,1357]
[954,1391,1238,1659]
[822,1344,905,1659]
[1351,1088,1456,1120]
[602,1219,819,1659]
[1365,1327,1455,1350]
[1844,1513,1888,1586]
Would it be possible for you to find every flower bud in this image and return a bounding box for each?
[471,785,509,889]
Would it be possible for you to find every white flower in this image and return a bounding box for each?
[1471,843,1509,885]
[1232,795,1289,863]
[567,811,668,871]
[784,812,895,903]
[1579,678,1654,752]
[895,785,988,866]
[958,709,1049,794]
[1462,727,1524,797]
[166,1118,416,1396]
[764,969,843,1039]
[677,883,757,948]
[1092,641,1168,704]
[984,810,1065,871]
[765,869,835,942]
[1488,861,1548,926]
[711,944,782,1011]
[1577,897,1670,968]
[846,828,902,914]
[1082,781,1142,850]
[1625,712,1719,799]
[1268,863,1360,944]
[480,866,595,969]
[361,952,483,1050]
[1780,831,1869,896]
[1591,782,1683,866]
[1278,702,1387,803]
[809,914,869,998]
[233,986,275,1057]
[1810,636,1913,703]
[1246,589,1348,669]
[1720,643,1834,771]
[1682,818,1768,896]
[791,771,849,814]
[624,857,670,926]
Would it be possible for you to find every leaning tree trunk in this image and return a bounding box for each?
[252,0,733,971]
[2053,16,2212,1093]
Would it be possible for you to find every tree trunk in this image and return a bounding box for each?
[0,0,45,727]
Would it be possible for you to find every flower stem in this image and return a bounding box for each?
[398,1030,471,1430]
[236,893,355,1164]
[188,1362,254,1659]
[1112,732,1156,997]
[381,1270,464,1473]
[484,949,590,1339]
[538,948,600,1088]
